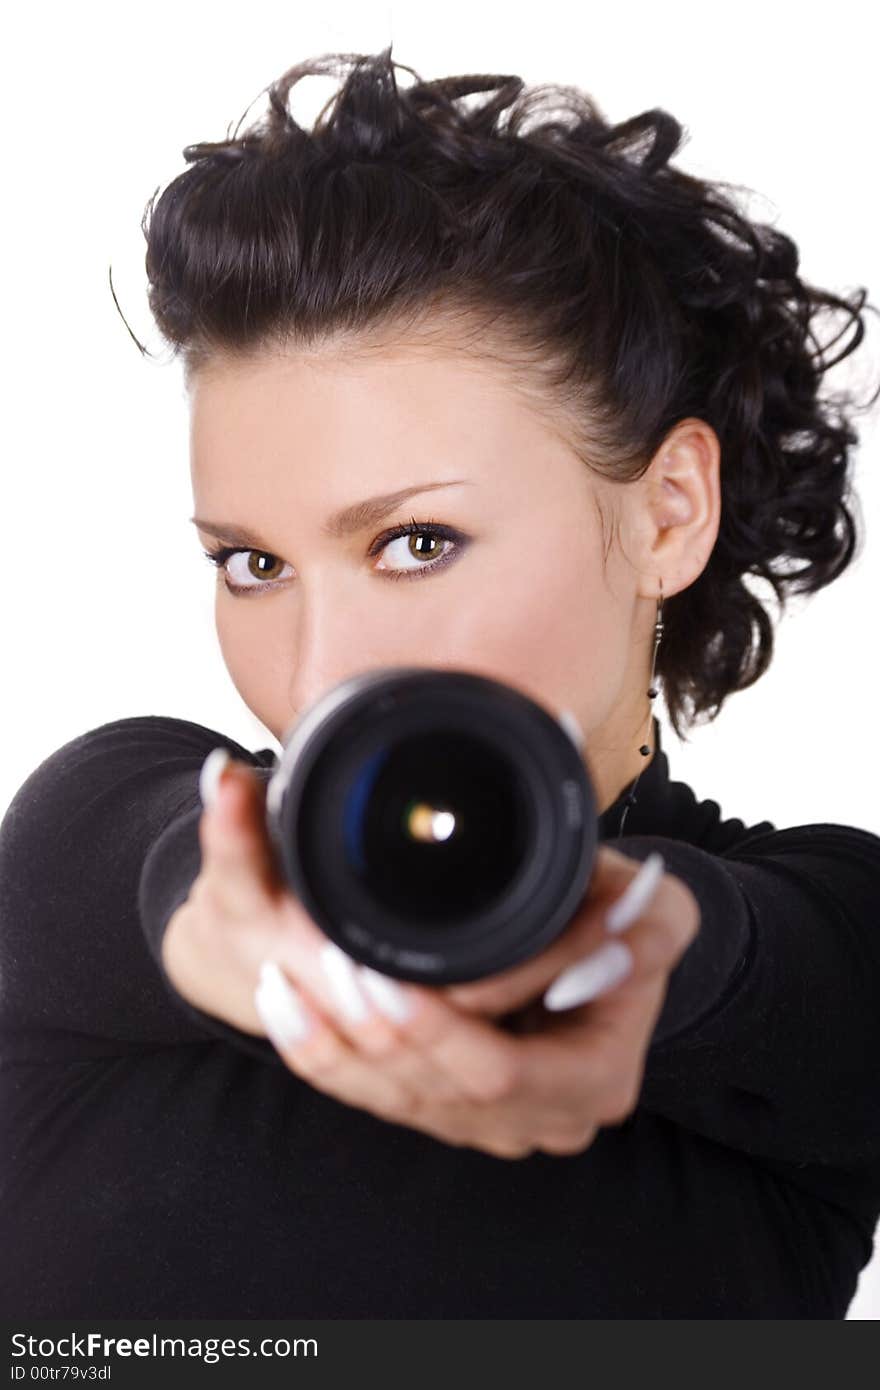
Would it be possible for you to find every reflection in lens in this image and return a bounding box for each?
[343,745,388,873]
[403,801,457,843]
[343,728,531,923]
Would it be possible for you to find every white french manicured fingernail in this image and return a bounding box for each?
[543,941,633,1011]
[557,707,584,751]
[320,941,372,1024]
[255,960,312,1046]
[199,747,231,809]
[604,852,666,933]
[357,965,415,1023]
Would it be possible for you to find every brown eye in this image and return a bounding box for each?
[408,533,443,560]
[244,552,285,582]
[373,526,460,579]
[211,548,294,594]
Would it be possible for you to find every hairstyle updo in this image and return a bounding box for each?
[128,44,879,741]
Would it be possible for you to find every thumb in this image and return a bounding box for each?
[198,748,283,906]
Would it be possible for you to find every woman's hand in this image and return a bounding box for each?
[165,751,700,1159]
[444,841,700,1024]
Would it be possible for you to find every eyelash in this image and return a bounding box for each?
[201,517,465,596]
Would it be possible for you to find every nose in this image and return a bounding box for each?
[282,577,422,734]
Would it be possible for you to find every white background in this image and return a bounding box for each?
[3,0,879,1317]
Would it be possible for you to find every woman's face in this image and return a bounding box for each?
[188,335,715,813]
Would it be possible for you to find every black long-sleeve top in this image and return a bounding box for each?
[1,712,879,1319]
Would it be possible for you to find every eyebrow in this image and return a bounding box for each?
[190,480,471,548]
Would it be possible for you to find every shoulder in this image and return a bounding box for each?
[715,819,880,929]
[0,716,280,1051]
[721,818,880,865]
[22,712,270,777]
[0,714,275,850]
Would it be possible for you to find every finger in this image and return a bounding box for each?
[593,846,699,954]
[197,750,285,913]
[455,848,695,1018]
[254,961,422,1120]
[258,962,575,1155]
[607,877,698,979]
[310,945,464,1103]
[543,856,699,1013]
[351,967,525,1106]
[442,845,657,1018]
[591,844,699,952]
[516,988,663,1128]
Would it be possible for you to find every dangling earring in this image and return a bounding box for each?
[616,579,664,838]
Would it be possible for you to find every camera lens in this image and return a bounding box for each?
[319,725,532,920]
[266,667,597,984]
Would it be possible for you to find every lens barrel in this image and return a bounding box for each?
[265,667,597,984]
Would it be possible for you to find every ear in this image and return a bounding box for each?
[631,417,722,600]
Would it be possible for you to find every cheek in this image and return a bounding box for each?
[214,596,293,732]
[442,535,630,714]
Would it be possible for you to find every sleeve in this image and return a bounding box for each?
[611,824,880,1169]
[0,715,283,1068]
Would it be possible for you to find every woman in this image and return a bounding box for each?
[2,45,879,1319]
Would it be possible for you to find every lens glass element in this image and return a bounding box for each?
[341,727,531,923]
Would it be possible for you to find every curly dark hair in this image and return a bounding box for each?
[124,44,880,741]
